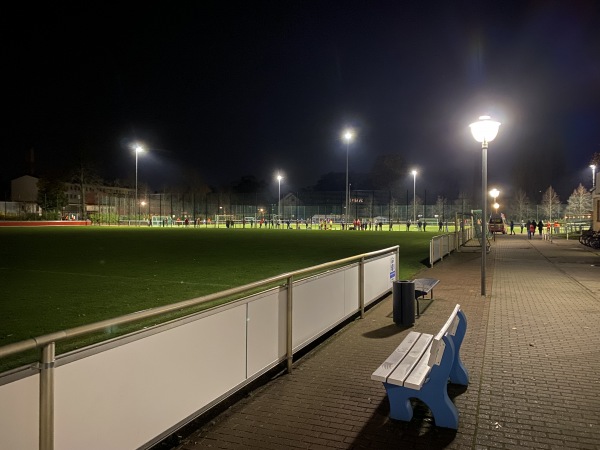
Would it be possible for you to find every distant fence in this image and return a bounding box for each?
[429,223,474,267]
[0,221,91,227]
[0,246,398,450]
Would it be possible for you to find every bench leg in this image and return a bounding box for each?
[418,335,459,428]
[383,384,414,422]
[449,310,469,386]
[382,336,459,429]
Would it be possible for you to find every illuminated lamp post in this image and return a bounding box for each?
[469,115,501,297]
[343,129,354,227]
[412,170,417,225]
[591,164,597,190]
[277,174,283,222]
[134,144,144,226]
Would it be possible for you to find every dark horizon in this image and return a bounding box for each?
[4,1,599,203]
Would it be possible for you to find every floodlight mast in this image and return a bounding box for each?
[343,130,354,227]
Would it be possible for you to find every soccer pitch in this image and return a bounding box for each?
[0,226,434,371]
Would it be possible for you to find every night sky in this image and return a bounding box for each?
[4,1,600,202]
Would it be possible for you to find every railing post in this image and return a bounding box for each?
[430,238,434,268]
[359,257,365,318]
[395,247,400,282]
[39,342,55,450]
[286,275,293,374]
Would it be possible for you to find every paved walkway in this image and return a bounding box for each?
[172,235,600,450]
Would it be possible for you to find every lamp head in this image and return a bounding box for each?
[343,129,354,142]
[411,170,417,176]
[489,188,500,198]
[469,115,501,143]
[134,145,144,154]
[277,174,283,182]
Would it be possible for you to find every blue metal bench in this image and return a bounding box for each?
[371,304,469,429]
[413,278,439,316]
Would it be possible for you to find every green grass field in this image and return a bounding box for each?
[0,226,434,371]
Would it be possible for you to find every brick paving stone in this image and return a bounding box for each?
[170,234,600,450]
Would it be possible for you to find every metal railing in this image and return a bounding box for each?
[0,245,399,450]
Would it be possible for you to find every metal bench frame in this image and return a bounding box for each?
[413,278,440,316]
[371,304,469,429]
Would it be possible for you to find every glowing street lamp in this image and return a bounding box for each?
[411,170,418,225]
[343,129,354,226]
[489,188,500,216]
[470,115,501,296]
[277,174,283,221]
[134,145,144,225]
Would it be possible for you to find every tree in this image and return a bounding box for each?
[37,178,68,217]
[312,172,345,191]
[565,184,592,218]
[434,196,447,218]
[541,186,560,221]
[231,175,267,194]
[512,189,530,222]
[408,195,422,221]
[70,162,103,220]
[369,154,406,196]
[453,191,473,214]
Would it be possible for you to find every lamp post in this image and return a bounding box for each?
[411,170,417,225]
[470,115,501,297]
[343,129,354,227]
[277,174,283,222]
[591,164,597,190]
[134,145,144,226]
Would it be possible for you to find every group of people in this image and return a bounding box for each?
[520,220,546,239]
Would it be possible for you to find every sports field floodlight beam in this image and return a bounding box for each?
[470,115,501,297]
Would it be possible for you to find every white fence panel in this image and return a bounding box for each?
[364,254,395,306]
[292,267,355,351]
[53,305,247,450]
[0,374,39,449]
[247,289,287,377]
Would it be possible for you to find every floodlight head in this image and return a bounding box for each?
[343,129,354,142]
[469,115,501,143]
[411,170,417,176]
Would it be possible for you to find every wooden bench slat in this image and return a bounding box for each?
[404,347,434,390]
[387,333,433,386]
[434,304,461,341]
[371,331,421,382]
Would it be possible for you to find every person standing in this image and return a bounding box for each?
[529,220,536,238]
[537,220,543,238]
[510,220,515,235]
[406,219,411,231]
